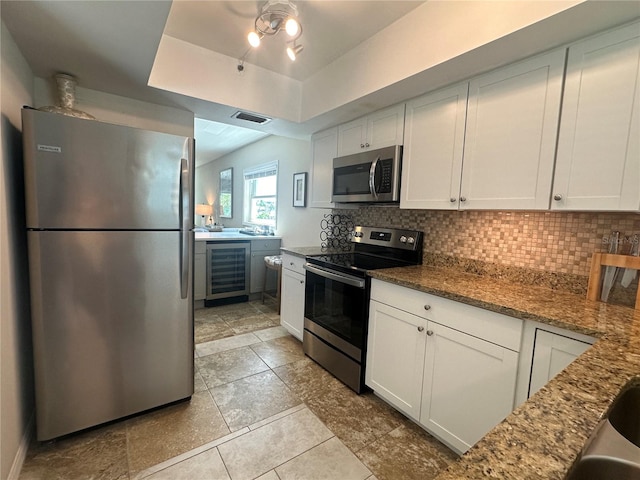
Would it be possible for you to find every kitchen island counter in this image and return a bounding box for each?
[369,265,639,480]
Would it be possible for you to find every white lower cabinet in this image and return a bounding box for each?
[366,301,426,420]
[419,321,519,454]
[280,253,305,340]
[366,279,521,454]
[528,329,592,397]
[513,321,595,406]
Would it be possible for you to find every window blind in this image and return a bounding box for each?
[243,161,278,180]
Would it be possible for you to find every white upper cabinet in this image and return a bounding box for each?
[400,49,565,210]
[552,22,640,212]
[401,82,468,210]
[337,104,405,156]
[460,49,565,210]
[309,127,338,209]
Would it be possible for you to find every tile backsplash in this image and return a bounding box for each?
[335,207,640,297]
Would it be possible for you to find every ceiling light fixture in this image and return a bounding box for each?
[286,43,303,61]
[247,0,303,61]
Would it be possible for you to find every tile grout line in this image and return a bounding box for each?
[168,305,383,479]
[152,314,301,475]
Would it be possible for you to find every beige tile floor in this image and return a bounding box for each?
[19,300,458,480]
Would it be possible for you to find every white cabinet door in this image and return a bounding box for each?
[460,49,565,210]
[309,127,338,209]
[337,104,405,156]
[280,267,305,340]
[366,300,426,421]
[401,83,468,210]
[337,118,367,156]
[529,329,591,397]
[553,22,640,211]
[420,321,519,454]
[367,104,405,151]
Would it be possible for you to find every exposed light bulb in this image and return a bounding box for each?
[285,17,299,37]
[248,31,261,47]
[287,44,303,61]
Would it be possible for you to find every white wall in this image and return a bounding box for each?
[195,136,326,247]
[34,77,194,137]
[0,37,195,480]
[1,21,35,480]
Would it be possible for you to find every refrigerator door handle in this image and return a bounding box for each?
[179,156,190,299]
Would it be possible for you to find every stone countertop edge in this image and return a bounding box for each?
[368,265,640,480]
[280,246,327,257]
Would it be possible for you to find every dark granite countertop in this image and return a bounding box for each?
[368,265,640,480]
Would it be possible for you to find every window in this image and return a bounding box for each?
[243,161,278,227]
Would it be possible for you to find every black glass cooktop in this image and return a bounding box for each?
[305,252,415,277]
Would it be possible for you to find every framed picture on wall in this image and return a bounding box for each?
[293,172,307,207]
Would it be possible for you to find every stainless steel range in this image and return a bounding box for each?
[303,226,423,393]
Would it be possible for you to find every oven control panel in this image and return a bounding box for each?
[351,226,422,251]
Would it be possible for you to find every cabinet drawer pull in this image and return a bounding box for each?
[426,330,434,336]
[424,305,431,311]
[417,326,425,332]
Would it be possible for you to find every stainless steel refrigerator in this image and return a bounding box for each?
[22,108,195,441]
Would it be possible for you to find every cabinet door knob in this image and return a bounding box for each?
[426,330,434,336]
[450,197,457,203]
[460,196,467,202]
[417,326,425,332]
[360,143,365,148]
[290,262,295,266]
[553,194,563,201]
[365,142,370,148]
[300,280,304,284]
[424,305,431,311]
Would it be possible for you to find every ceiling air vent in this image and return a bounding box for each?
[232,111,272,125]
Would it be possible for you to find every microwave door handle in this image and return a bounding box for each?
[369,156,380,199]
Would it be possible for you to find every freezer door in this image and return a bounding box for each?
[22,108,194,230]
[28,230,194,440]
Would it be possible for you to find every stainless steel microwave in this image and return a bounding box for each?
[332,145,402,203]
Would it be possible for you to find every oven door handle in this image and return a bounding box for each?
[304,263,366,289]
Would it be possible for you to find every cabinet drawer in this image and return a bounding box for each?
[281,252,305,275]
[194,241,206,254]
[251,239,282,252]
[371,279,522,351]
